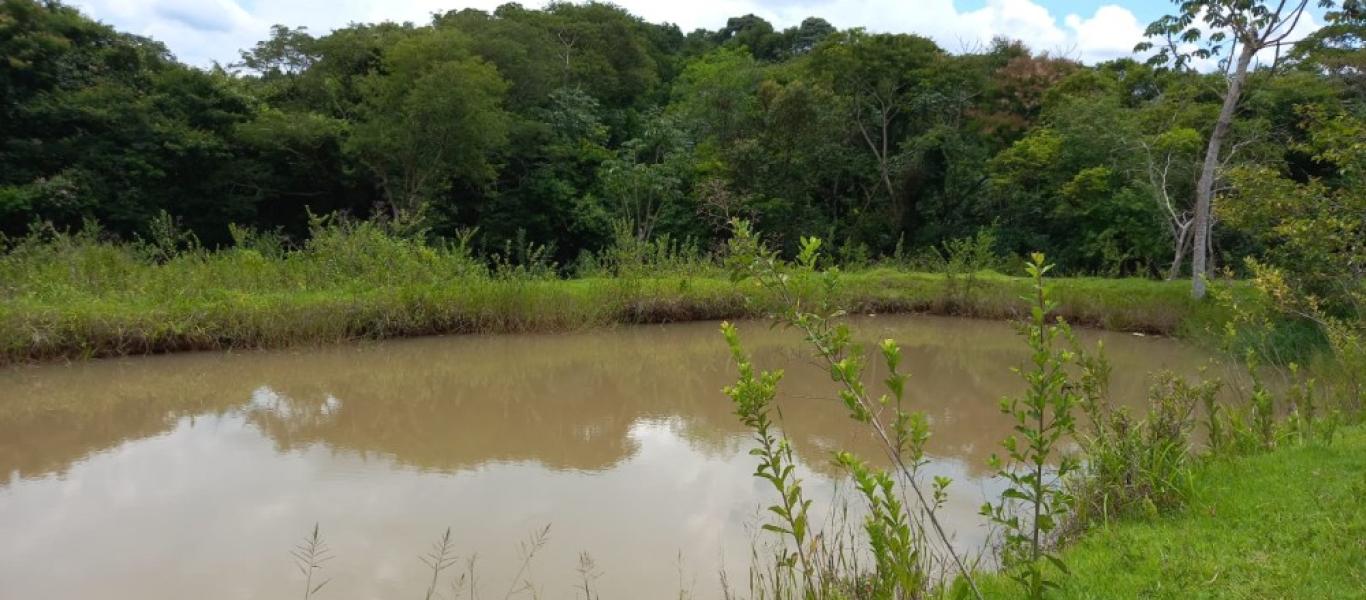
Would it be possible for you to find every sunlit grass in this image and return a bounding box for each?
[0,226,1233,364]
[976,424,1366,599]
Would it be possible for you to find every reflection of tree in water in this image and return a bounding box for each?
[240,325,773,472]
[0,362,240,481]
[0,315,1218,483]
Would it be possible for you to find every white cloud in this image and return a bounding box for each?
[962,0,1070,50]
[72,0,502,64]
[1065,5,1146,62]
[149,0,252,33]
[65,0,1316,69]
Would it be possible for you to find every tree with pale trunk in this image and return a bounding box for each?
[1138,127,1202,280]
[1137,0,1331,299]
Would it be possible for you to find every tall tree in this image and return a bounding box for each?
[808,30,943,232]
[235,25,316,76]
[597,115,692,241]
[347,30,510,218]
[781,17,836,57]
[1138,0,1328,298]
[1288,0,1365,94]
[713,14,782,60]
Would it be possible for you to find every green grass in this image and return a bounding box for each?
[977,425,1366,599]
[0,270,1219,365]
[0,225,1234,364]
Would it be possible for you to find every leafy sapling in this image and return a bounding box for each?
[980,253,1082,599]
[722,220,983,599]
[721,322,815,586]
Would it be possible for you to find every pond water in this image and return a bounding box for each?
[0,315,1214,599]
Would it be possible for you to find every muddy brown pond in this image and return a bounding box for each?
[0,315,1216,599]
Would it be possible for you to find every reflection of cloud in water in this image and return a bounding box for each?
[0,315,1225,598]
[1,315,1221,483]
[1,410,984,599]
[245,385,344,435]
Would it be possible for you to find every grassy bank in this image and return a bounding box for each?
[0,222,1238,365]
[975,424,1366,599]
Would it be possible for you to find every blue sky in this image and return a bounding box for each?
[980,0,1166,22]
[67,0,1323,68]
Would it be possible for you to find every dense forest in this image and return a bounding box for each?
[1,0,1361,279]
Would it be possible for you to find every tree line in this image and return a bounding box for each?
[1,0,1361,284]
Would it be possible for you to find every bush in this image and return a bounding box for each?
[1070,369,1220,531]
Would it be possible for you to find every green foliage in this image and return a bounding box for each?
[1222,109,1364,316]
[0,0,260,242]
[1136,1,1336,77]
[595,115,694,242]
[980,253,1083,599]
[4,4,1365,595]
[1217,106,1364,418]
[0,218,1230,365]
[142,210,204,259]
[669,47,763,142]
[346,29,510,217]
[932,228,1003,311]
[720,322,814,583]
[984,93,1171,276]
[4,0,1360,278]
[1071,366,1221,530]
[593,219,709,279]
[488,230,557,280]
[721,221,983,599]
[1288,0,1365,92]
[834,451,929,598]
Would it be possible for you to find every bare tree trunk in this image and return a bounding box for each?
[1191,45,1255,299]
[854,93,905,231]
[1139,139,1194,282]
[879,108,900,225]
[856,108,899,217]
[1167,223,1191,281]
[556,31,576,86]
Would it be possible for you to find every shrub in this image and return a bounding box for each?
[1071,368,1219,530]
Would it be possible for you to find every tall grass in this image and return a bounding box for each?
[292,523,333,600]
[290,523,553,600]
[1069,367,1220,532]
[0,220,1223,364]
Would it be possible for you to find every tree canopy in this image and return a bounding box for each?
[1,0,1360,276]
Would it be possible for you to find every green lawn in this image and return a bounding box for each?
[979,425,1366,599]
